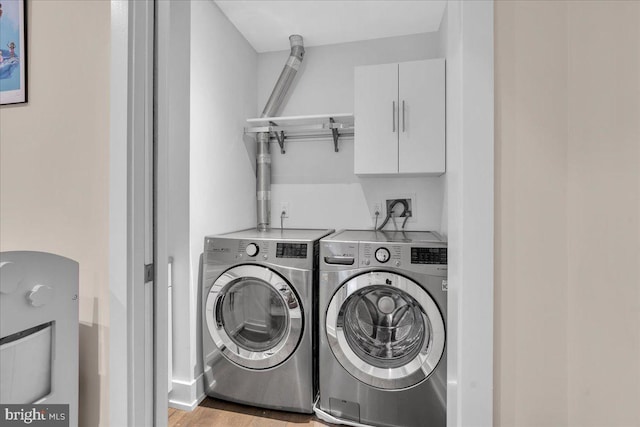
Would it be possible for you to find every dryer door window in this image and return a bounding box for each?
[326,271,445,390]
[206,265,303,370]
[219,279,288,352]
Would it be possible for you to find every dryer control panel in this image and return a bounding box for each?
[205,237,313,269]
[276,243,308,259]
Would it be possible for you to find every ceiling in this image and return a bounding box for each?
[214,1,447,53]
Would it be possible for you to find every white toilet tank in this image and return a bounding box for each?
[0,252,79,427]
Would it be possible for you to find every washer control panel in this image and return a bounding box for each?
[362,243,402,267]
[320,233,448,276]
[356,242,447,275]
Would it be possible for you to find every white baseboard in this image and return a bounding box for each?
[168,374,205,411]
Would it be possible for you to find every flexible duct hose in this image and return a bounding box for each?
[256,35,305,231]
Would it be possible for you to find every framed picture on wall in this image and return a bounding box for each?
[0,0,27,105]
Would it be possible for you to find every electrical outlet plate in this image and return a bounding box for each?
[280,202,289,218]
[371,202,382,217]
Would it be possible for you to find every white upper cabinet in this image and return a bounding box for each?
[354,58,445,176]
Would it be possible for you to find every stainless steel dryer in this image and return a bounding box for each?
[202,228,333,413]
[316,230,448,427]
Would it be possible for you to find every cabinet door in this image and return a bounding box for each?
[354,63,399,175]
[398,59,445,175]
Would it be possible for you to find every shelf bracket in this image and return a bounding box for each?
[245,114,354,153]
[270,121,286,154]
[330,117,340,152]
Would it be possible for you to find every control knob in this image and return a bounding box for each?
[245,243,259,257]
[375,247,390,263]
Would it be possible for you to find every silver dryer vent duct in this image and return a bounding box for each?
[256,35,305,231]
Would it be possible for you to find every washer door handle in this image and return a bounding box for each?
[324,256,355,265]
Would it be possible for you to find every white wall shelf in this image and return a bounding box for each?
[245,113,354,153]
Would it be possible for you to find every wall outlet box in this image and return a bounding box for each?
[385,198,413,218]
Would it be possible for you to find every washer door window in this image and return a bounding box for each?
[206,265,303,369]
[326,271,445,389]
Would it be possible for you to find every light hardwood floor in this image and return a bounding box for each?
[168,398,338,427]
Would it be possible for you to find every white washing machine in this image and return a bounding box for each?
[202,228,333,413]
[316,230,448,427]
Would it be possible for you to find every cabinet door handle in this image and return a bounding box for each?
[402,100,406,132]
[392,101,396,132]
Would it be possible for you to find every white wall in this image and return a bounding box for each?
[257,33,443,115]
[257,33,447,231]
[190,0,258,242]
[164,0,194,411]
[0,1,110,425]
[168,0,258,410]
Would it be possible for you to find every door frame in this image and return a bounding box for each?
[444,2,494,426]
[110,1,494,426]
[109,1,168,426]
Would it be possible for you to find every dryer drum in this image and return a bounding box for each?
[217,278,289,352]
